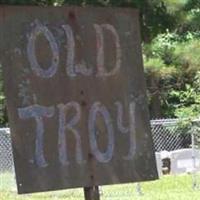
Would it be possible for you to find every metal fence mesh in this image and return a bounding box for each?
[0,128,14,173]
[151,119,191,152]
[0,118,198,197]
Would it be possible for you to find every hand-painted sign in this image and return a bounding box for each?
[0,6,158,194]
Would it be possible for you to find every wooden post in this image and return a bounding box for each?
[84,186,100,200]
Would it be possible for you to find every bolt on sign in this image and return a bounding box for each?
[0,6,158,194]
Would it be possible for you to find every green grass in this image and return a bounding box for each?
[1,172,200,200]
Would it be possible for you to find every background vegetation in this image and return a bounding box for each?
[0,0,200,124]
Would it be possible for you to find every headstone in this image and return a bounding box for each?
[155,152,162,177]
[170,148,200,174]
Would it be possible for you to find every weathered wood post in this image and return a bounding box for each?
[84,186,100,200]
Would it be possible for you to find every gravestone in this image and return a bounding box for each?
[170,148,200,174]
[155,152,162,177]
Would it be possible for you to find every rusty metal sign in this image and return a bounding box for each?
[0,6,158,194]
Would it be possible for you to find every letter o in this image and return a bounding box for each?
[27,21,59,78]
[89,102,114,163]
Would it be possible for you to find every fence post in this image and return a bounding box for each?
[84,186,100,200]
[135,183,143,196]
[191,133,197,189]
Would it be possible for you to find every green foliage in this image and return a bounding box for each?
[173,39,200,76]
[164,0,189,14]
[186,8,200,30]
[144,28,200,119]
[184,0,200,11]
[144,57,178,81]
[174,73,200,119]
[145,31,179,65]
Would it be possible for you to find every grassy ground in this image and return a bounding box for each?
[1,172,200,200]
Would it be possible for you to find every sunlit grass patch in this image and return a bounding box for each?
[1,173,200,200]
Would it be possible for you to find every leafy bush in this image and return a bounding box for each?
[144,29,200,119]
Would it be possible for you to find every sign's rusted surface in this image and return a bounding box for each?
[0,6,158,194]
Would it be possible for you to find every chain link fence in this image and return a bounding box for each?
[0,128,14,173]
[151,119,191,152]
[0,118,199,198]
